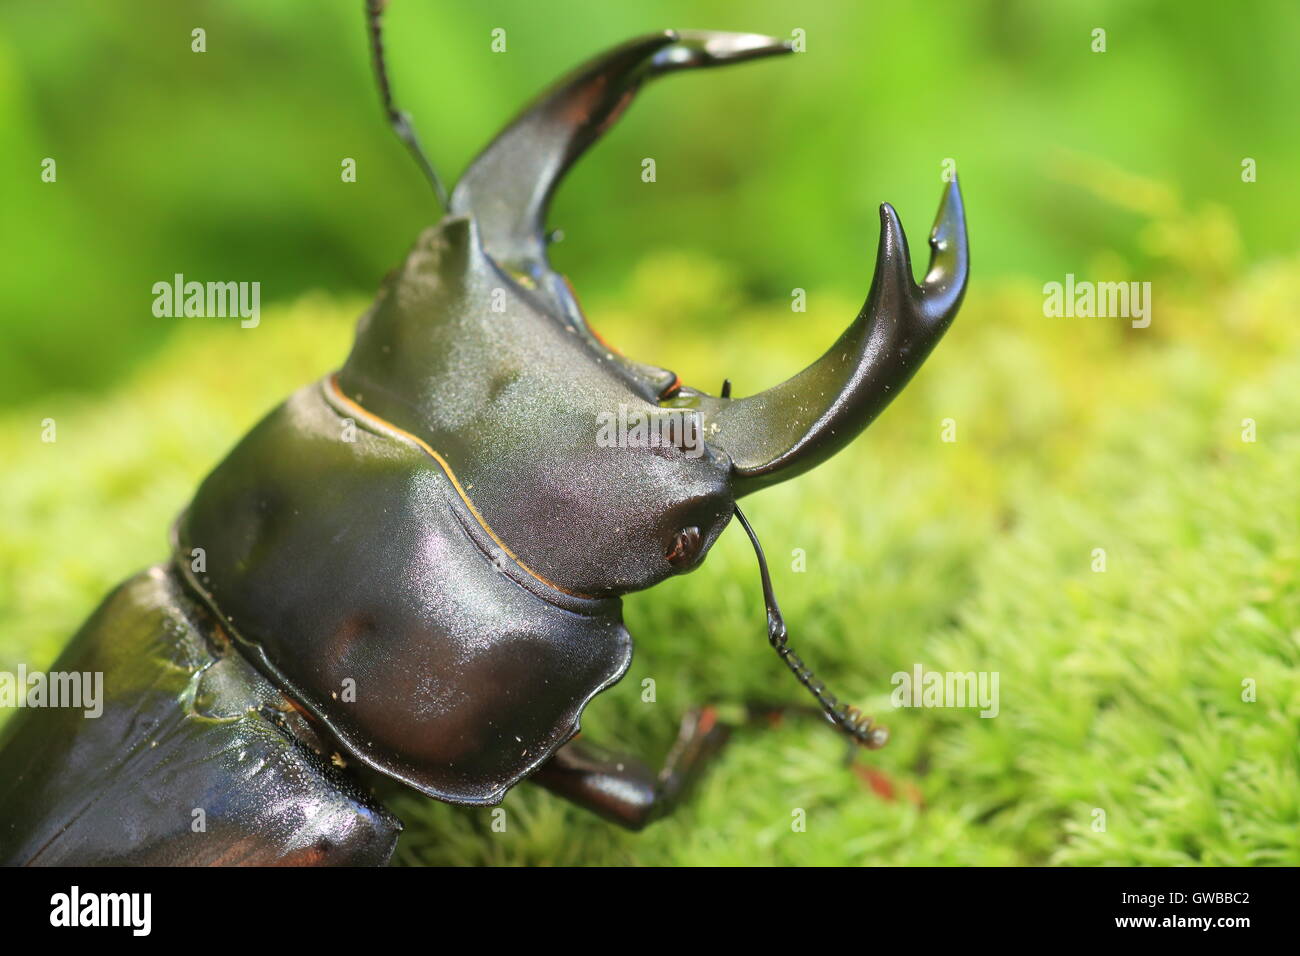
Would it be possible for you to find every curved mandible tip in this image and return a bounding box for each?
[918,176,969,325]
[701,177,970,495]
[449,30,792,293]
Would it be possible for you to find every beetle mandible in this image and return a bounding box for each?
[0,4,968,865]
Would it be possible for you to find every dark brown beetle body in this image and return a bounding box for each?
[0,17,967,865]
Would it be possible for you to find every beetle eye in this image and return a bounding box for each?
[666,526,702,569]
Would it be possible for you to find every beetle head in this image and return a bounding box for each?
[338,212,733,599]
[338,30,968,600]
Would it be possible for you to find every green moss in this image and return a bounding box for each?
[3,197,1298,865]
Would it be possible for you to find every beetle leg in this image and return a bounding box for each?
[530,708,731,830]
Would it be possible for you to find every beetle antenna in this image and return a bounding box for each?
[733,503,888,750]
[365,0,450,209]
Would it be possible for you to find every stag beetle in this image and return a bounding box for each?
[0,6,967,865]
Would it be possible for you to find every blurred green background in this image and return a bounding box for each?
[1,0,1298,865]
[2,0,1297,400]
